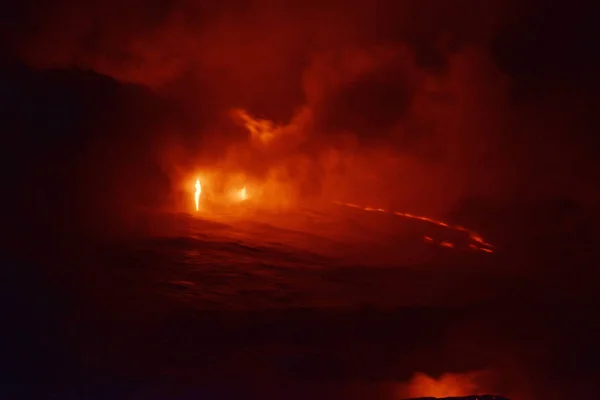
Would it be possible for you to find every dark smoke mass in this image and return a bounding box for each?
[5,0,599,218]
[2,0,600,399]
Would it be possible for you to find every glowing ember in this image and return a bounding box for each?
[334,201,494,252]
[194,179,202,211]
[239,186,247,201]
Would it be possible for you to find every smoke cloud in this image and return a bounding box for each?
[4,0,599,236]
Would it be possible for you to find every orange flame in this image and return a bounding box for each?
[194,179,201,211]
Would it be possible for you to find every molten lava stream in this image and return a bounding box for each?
[333,201,494,252]
[194,179,202,211]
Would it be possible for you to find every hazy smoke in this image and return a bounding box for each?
[6,0,600,228]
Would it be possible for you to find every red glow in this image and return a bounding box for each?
[179,108,495,254]
[403,371,491,398]
[8,2,597,399]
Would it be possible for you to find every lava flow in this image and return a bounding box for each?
[192,108,494,253]
[194,179,202,211]
[239,186,247,201]
[333,201,494,252]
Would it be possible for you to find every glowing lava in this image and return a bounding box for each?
[194,179,202,211]
[239,186,247,201]
[333,201,494,252]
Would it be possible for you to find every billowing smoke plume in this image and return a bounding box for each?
[4,0,599,237]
